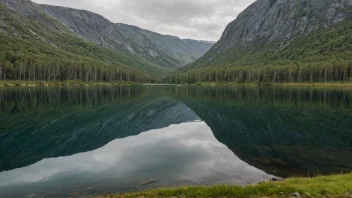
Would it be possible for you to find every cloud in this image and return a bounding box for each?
[32,0,255,41]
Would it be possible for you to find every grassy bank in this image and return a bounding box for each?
[99,173,352,198]
[0,80,140,87]
[192,82,352,87]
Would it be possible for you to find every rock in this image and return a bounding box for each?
[290,192,300,198]
[321,189,329,195]
[270,177,284,182]
[346,190,352,194]
[140,179,157,185]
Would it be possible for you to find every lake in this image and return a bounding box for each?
[0,85,352,198]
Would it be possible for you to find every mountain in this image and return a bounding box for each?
[0,0,169,80]
[40,4,214,69]
[187,0,352,70]
[0,0,213,76]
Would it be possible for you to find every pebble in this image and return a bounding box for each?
[270,177,283,182]
[290,192,300,198]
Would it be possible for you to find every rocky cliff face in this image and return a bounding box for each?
[0,0,70,36]
[192,0,352,66]
[39,4,214,68]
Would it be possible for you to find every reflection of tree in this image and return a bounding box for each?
[178,88,352,177]
[0,87,197,171]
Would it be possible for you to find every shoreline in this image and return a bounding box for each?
[99,173,352,198]
[191,82,352,88]
[1,81,352,88]
[0,81,140,87]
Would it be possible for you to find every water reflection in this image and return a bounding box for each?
[0,86,352,197]
[0,87,198,172]
[0,121,272,198]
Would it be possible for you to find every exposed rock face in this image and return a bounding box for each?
[198,0,352,62]
[1,0,41,16]
[0,0,69,33]
[39,4,214,68]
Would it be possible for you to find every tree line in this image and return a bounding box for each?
[161,60,352,84]
[0,54,152,82]
[0,31,154,83]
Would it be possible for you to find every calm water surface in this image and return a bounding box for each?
[0,86,352,197]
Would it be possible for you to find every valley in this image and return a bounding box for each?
[0,0,351,86]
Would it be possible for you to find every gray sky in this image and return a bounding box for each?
[32,0,255,41]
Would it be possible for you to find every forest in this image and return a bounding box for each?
[0,33,153,83]
[162,60,352,84]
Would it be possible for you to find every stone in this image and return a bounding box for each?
[290,192,301,198]
[270,177,284,182]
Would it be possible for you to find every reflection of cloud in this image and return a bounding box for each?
[0,121,272,196]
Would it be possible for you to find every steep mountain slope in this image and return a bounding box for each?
[0,0,213,79]
[0,0,166,76]
[39,4,214,69]
[188,0,352,69]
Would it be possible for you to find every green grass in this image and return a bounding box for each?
[99,173,352,198]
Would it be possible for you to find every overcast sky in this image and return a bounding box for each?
[32,0,255,41]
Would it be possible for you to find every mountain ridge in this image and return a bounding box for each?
[39,3,214,69]
[0,0,213,77]
[0,0,168,76]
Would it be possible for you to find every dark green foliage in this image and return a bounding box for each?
[0,33,155,82]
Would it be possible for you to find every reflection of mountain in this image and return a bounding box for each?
[182,99,352,177]
[0,122,271,198]
[1,86,352,178]
[0,87,199,172]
